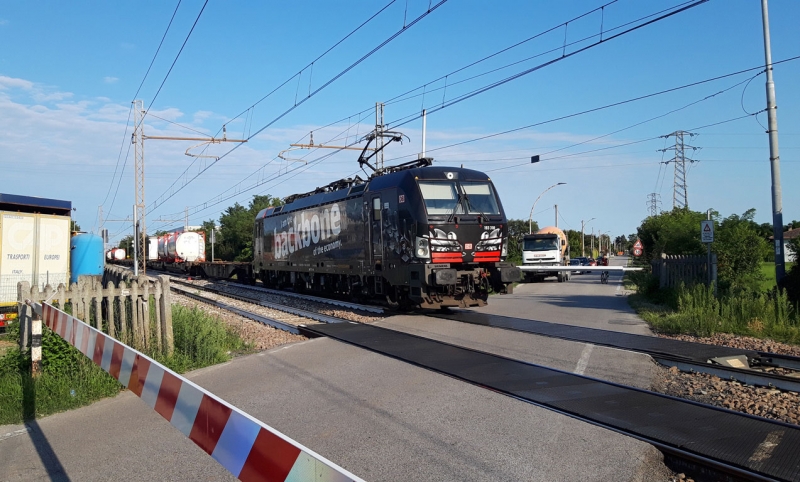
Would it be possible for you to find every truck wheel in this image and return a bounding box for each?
[557,272,564,283]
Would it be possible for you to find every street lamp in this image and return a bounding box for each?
[581,218,595,257]
[528,182,566,234]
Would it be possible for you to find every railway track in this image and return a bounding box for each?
[433,310,800,394]
[169,278,800,480]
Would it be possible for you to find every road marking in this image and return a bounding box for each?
[615,283,623,296]
[748,430,783,467]
[574,344,594,375]
[748,430,783,465]
[0,427,32,442]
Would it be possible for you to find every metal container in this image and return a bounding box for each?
[167,232,205,262]
[106,248,126,261]
[70,233,104,284]
[148,236,159,260]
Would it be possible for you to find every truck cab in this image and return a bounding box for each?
[521,226,570,282]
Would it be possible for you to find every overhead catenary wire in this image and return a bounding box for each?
[378,54,798,169]
[156,54,797,226]
[97,0,185,230]
[146,1,423,211]
[150,0,715,223]
[147,1,449,216]
[137,0,209,129]
[384,0,711,131]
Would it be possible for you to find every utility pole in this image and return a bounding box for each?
[133,100,146,275]
[581,218,595,257]
[647,193,661,217]
[554,204,558,228]
[591,227,594,257]
[131,99,248,275]
[761,0,786,283]
[660,131,699,209]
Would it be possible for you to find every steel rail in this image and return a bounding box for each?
[434,312,800,393]
[215,279,385,314]
[170,279,347,325]
[170,285,304,334]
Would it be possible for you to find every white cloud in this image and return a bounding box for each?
[192,110,213,123]
[0,75,34,90]
[104,76,119,84]
[32,91,73,102]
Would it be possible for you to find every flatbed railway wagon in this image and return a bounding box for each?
[0,193,72,331]
[253,162,520,309]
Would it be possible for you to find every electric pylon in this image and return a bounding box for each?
[659,131,699,209]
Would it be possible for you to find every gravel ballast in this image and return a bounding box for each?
[653,332,800,426]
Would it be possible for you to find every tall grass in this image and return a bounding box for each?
[635,282,800,343]
[0,325,122,424]
[156,305,251,373]
[0,304,250,424]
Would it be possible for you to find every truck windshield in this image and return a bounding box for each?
[418,181,463,216]
[523,237,559,251]
[461,182,501,215]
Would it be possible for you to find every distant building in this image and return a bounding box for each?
[771,226,800,263]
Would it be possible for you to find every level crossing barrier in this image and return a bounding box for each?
[30,300,363,482]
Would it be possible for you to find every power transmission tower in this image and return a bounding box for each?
[659,131,699,209]
[647,193,661,217]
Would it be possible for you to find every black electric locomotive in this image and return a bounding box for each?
[253,157,520,309]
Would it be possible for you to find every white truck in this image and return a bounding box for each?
[521,225,571,282]
[0,194,72,330]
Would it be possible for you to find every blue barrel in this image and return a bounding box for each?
[70,233,104,284]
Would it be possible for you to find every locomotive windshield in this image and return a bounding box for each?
[461,182,500,215]
[418,180,500,216]
[418,181,464,215]
[523,236,559,251]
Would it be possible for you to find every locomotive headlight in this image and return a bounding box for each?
[502,238,508,257]
[415,236,430,259]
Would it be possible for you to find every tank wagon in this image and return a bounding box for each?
[253,160,520,309]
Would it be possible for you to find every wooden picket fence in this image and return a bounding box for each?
[650,253,717,290]
[17,266,173,356]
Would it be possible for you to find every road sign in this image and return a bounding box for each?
[633,239,643,249]
[701,221,714,243]
[633,247,643,257]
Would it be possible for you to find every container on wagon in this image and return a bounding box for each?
[70,233,104,284]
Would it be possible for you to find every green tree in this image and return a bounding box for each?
[214,195,282,262]
[565,229,582,258]
[70,220,81,232]
[637,208,706,260]
[713,210,769,293]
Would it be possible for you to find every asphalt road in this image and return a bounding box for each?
[0,255,673,481]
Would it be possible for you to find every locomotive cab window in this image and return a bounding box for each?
[461,182,500,215]
[373,197,381,220]
[418,181,463,216]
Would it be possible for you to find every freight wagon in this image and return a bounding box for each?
[0,193,72,330]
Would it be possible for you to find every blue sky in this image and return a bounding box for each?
[1,0,798,244]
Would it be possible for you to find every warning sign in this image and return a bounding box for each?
[701,221,714,243]
[632,239,643,257]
